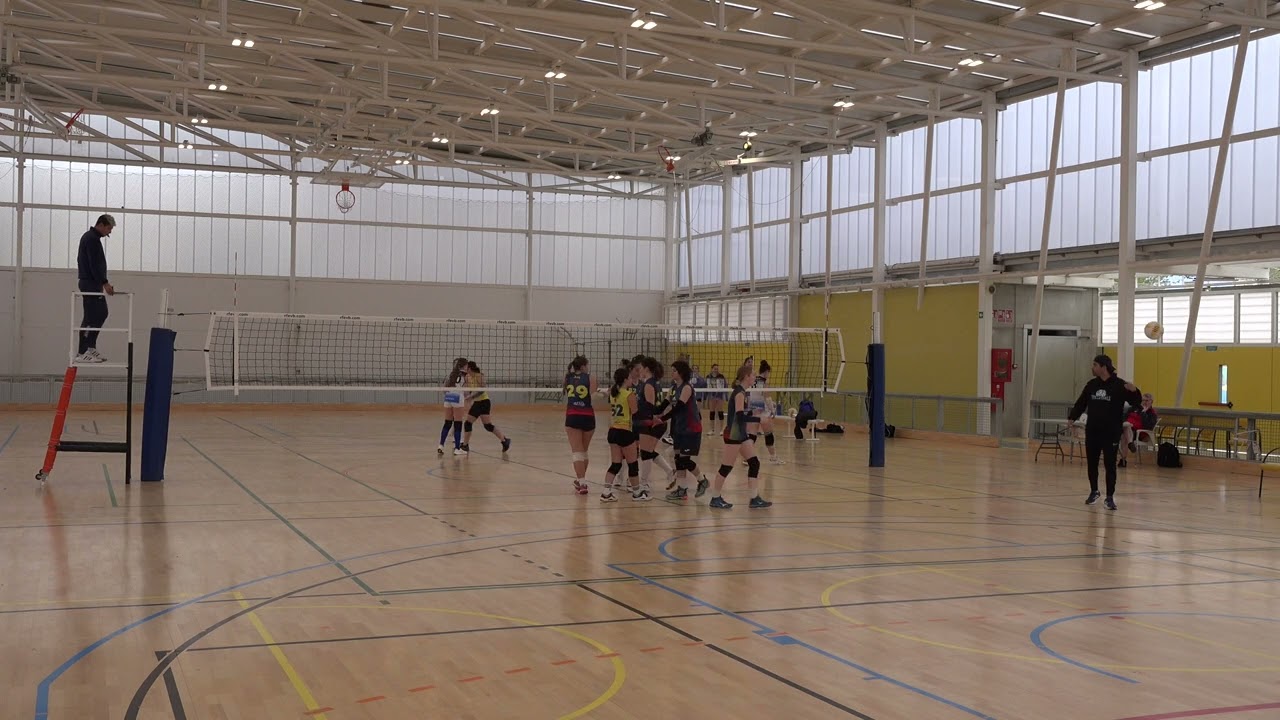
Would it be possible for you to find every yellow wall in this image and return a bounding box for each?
[671,341,792,380]
[1102,345,1280,413]
[798,284,979,397]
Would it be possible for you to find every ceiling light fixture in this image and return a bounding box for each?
[631,18,657,29]
[1133,0,1165,9]
[481,105,500,116]
[545,68,567,80]
[177,140,193,150]
[432,135,449,143]
[739,129,758,137]
[958,57,985,67]
[833,98,855,108]
[191,115,209,125]
[607,173,622,180]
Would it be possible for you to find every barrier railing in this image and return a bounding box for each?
[818,392,1005,438]
[1031,401,1280,463]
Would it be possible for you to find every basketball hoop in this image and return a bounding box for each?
[335,181,356,214]
[64,108,90,144]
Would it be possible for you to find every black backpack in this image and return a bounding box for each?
[1157,442,1182,468]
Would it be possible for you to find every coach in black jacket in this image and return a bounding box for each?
[76,214,116,363]
[1068,354,1142,511]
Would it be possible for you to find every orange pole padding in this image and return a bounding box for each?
[40,367,78,476]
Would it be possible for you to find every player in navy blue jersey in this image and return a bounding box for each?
[438,357,469,456]
[662,360,710,502]
[564,355,598,495]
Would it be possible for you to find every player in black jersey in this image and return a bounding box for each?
[708,364,772,510]
[564,355,598,495]
[662,360,710,501]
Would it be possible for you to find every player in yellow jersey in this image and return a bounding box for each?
[600,367,641,503]
[461,361,511,454]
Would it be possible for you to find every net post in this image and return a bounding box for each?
[142,327,176,482]
[125,341,134,484]
[232,312,241,397]
[868,343,886,468]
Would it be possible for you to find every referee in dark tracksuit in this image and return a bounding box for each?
[1068,354,1142,512]
[76,214,117,363]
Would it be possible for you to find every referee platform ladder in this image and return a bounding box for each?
[36,291,135,485]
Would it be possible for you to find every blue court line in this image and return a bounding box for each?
[0,425,19,456]
[1029,611,1280,685]
[32,511,878,719]
[607,562,997,720]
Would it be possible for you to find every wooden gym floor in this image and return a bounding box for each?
[1,407,1278,720]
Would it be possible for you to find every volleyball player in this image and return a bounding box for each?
[601,367,641,503]
[709,365,772,509]
[461,361,512,454]
[705,364,727,436]
[663,360,710,502]
[564,355,598,495]
[749,361,785,464]
[632,356,672,501]
[438,357,469,456]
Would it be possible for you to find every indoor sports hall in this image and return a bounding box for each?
[2,1,1280,719]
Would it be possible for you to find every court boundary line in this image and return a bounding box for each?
[152,651,187,720]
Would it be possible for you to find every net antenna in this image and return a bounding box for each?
[335,180,356,214]
[202,313,845,397]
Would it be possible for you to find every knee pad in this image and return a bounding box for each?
[747,456,761,477]
[718,464,734,478]
[484,423,496,433]
[675,455,693,472]
[572,451,588,463]
[464,421,474,432]
[640,450,658,461]
[627,461,639,477]
[608,462,623,476]
[719,411,727,421]
[764,432,775,447]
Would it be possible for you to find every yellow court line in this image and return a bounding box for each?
[258,603,626,720]
[233,592,331,720]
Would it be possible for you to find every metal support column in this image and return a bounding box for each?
[746,168,757,293]
[788,155,803,294]
[684,183,695,294]
[663,184,675,299]
[872,126,887,343]
[1176,28,1252,406]
[12,154,24,375]
[915,102,937,309]
[721,172,732,295]
[977,95,998,433]
[288,163,298,313]
[525,177,535,320]
[1117,52,1139,378]
[1022,74,1068,439]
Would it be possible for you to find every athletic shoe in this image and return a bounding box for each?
[632,488,652,502]
[1104,497,1118,511]
[665,487,687,502]
[75,352,104,364]
[695,475,709,498]
[573,480,590,495]
[453,447,468,456]
[501,438,512,453]
[600,492,617,503]
[749,496,773,509]
[1086,491,1100,505]
[709,496,733,510]
[88,348,108,362]
[460,443,471,452]
[1118,459,1127,468]
[661,435,674,446]
[769,457,786,465]
[437,445,445,456]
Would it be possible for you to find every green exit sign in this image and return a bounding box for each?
[1205,346,1218,352]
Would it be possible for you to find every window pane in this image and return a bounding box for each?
[1195,294,1235,343]
[1135,297,1160,344]
[1101,298,1119,344]
[1239,291,1275,343]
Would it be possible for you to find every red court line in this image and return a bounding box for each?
[356,696,386,704]
[459,676,485,683]
[551,659,578,666]
[640,647,665,653]
[724,636,749,642]
[504,667,532,674]
[408,685,436,693]
[595,652,621,659]
[1114,701,1280,720]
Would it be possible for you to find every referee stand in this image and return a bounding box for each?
[36,291,135,484]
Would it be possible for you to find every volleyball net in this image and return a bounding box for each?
[204,312,844,395]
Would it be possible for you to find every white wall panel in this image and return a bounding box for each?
[1140,34,1280,153]
[995,165,1119,254]
[887,119,981,199]
[998,83,1121,180]
[731,166,794,227]
[687,183,724,235]
[1136,139,1280,240]
[884,190,980,264]
[801,209,872,275]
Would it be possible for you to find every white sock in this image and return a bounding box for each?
[653,454,673,474]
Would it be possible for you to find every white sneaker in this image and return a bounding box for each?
[769,457,786,465]
[75,352,104,364]
[453,447,468,456]
[87,348,108,362]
